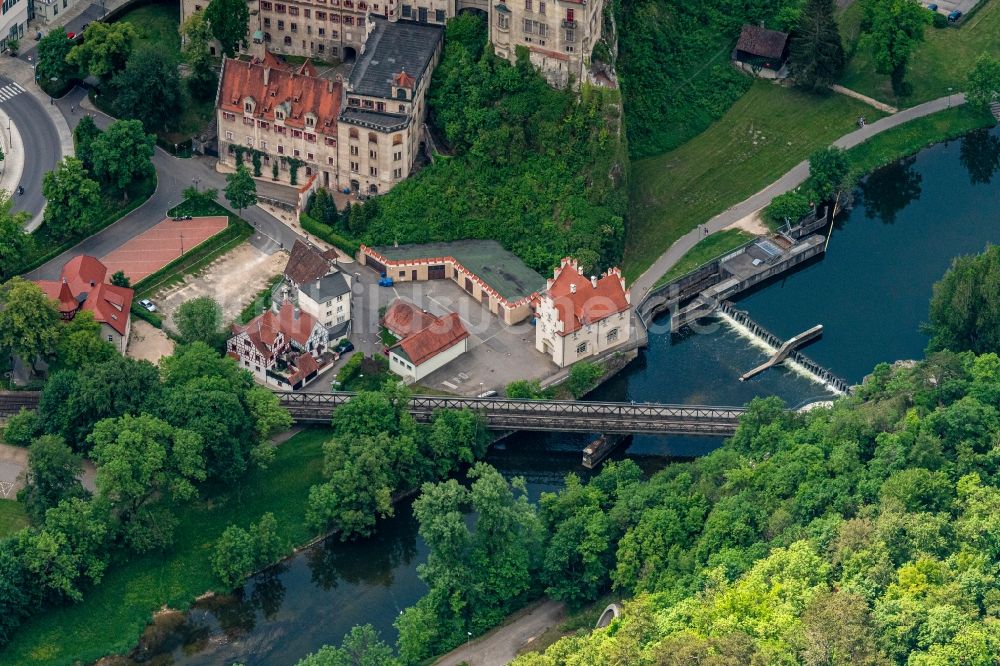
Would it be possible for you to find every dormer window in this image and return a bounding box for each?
[275,108,285,121]
[305,114,316,128]
[244,97,256,114]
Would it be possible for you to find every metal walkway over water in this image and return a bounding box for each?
[740,324,824,381]
[276,392,745,436]
[0,391,745,437]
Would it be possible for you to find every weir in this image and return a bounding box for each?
[718,303,853,394]
[739,324,824,381]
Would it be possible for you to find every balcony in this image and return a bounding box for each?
[561,18,576,28]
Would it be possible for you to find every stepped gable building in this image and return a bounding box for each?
[490,0,604,88]
[34,256,134,353]
[338,16,443,195]
[217,53,343,189]
[535,257,631,367]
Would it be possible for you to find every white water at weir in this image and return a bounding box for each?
[715,310,846,396]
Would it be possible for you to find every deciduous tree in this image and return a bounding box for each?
[41,157,102,239]
[0,278,62,368]
[809,146,850,201]
[225,162,258,217]
[53,310,117,370]
[109,271,131,288]
[36,28,76,91]
[89,120,155,199]
[111,45,184,133]
[928,244,1000,355]
[967,53,1000,110]
[174,296,225,348]
[860,0,929,95]
[72,116,102,173]
[182,11,219,100]
[204,0,250,57]
[89,414,206,551]
[0,193,32,280]
[17,435,86,523]
[66,22,139,80]
[295,625,399,665]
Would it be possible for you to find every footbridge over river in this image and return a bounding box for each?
[0,391,746,437]
[276,392,746,436]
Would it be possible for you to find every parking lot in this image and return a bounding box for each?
[152,244,288,332]
[930,0,981,18]
[352,265,558,396]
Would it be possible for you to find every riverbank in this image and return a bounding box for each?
[0,428,332,664]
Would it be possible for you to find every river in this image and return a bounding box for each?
[131,126,1000,664]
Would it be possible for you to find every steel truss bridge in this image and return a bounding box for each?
[276,392,745,436]
[0,391,746,436]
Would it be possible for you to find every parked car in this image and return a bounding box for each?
[948,9,962,20]
[477,390,498,398]
[139,299,157,312]
[927,3,938,10]
[335,339,355,355]
[378,275,394,287]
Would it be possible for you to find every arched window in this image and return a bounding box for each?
[284,35,292,45]
[349,128,359,139]
[369,184,378,194]
[396,88,407,100]
[392,134,403,145]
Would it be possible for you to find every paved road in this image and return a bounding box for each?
[26,87,303,280]
[630,93,969,300]
[435,599,566,666]
[0,74,60,228]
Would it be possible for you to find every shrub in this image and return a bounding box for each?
[2,409,41,447]
[566,361,604,398]
[763,190,813,229]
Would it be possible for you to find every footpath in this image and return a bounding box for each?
[630,93,968,300]
[434,599,566,666]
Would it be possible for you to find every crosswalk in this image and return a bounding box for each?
[0,82,25,103]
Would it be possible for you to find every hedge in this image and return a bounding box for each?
[299,213,361,257]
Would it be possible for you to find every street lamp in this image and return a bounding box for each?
[180,233,184,256]
[947,87,953,108]
[192,177,201,192]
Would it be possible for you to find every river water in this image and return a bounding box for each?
[132,127,1000,664]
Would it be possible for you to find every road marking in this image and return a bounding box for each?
[0,82,24,102]
[442,381,458,389]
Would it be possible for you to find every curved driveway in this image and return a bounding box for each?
[0,75,60,228]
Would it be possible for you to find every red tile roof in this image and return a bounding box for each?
[81,282,133,336]
[34,256,132,335]
[394,312,468,367]
[393,69,416,89]
[382,299,437,339]
[235,301,320,356]
[545,258,630,336]
[61,255,107,296]
[218,54,342,134]
[288,351,320,385]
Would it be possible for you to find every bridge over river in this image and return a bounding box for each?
[0,391,746,436]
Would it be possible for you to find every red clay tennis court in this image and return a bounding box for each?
[100,216,229,283]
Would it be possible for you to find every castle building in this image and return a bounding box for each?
[535,257,631,367]
[216,17,441,194]
[489,0,603,88]
[338,16,443,195]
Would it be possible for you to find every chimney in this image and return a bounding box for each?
[316,278,321,290]
[264,67,271,85]
[591,275,598,288]
[293,307,300,320]
[328,78,335,93]
[90,280,96,287]
[570,283,577,294]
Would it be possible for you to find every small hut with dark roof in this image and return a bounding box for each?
[732,25,790,78]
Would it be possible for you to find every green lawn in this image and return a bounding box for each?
[841,104,996,180]
[1,428,332,665]
[624,81,880,281]
[654,229,756,288]
[116,1,181,58]
[838,0,1000,106]
[0,500,29,539]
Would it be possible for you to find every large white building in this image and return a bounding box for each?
[1,0,27,53]
[535,257,631,368]
[388,310,469,382]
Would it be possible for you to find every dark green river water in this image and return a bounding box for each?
[132,127,1000,664]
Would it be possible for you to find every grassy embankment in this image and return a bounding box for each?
[838,0,1000,107]
[625,81,880,281]
[103,1,215,146]
[637,102,994,291]
[0,428,332,665]
[0,500,28,539]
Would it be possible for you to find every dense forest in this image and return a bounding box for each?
[616,0,802,157]
[319,15,629,275]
